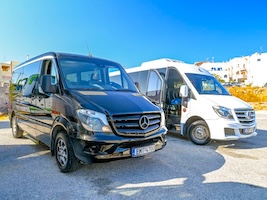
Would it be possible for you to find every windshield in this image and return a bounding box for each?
[58,56,138,92]
[186,73,230,95]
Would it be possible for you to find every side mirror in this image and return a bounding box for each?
[179,85,188,97]
[40,75,57,93]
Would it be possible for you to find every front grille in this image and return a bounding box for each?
[234,109,255,126]
[111,112,161,137]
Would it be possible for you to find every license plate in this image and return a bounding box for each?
[131,145,155,157]
[243,127,254,134]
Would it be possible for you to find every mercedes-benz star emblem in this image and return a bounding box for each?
[245,111,254,119]
[139,115,149,130]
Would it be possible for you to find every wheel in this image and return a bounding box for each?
[55,132,78,173]
[188,120,211,145]
[11,115,23,138]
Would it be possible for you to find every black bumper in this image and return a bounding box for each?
[71,128,167,163]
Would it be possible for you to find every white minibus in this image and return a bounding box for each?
[117,58,257,145]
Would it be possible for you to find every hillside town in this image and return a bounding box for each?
[197,52,267,87]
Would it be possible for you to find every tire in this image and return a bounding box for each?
[55,132,78,173]
[11,115,23,138]
[188,120,211,145]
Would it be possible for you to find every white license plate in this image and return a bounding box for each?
[244,127,254,134]
[131,145,155,157]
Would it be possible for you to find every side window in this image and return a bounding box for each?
[138,71,148,94]
[108,68,129,89]
[109,74,121,85]
[50,63,57,85]
[128,72,139,83]
[41,60,58,85]
[167,68,183,89]
[109,72,121,85]
[156,68,167,79]
[11,67,24,91]
[146,70,163,104]
[21,61,41,96]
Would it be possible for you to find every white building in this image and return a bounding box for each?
[227,56,248,83]
[195,61,229,82]
[245,52,267,87]
[197,52,267,87]
[0,61,20,87]
[0,61,19,114]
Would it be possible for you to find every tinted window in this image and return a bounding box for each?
[11,67,24,91]
[50,63,57,85]
[108,67,129,89]
[41,60,58,85]
[21,61,41,96]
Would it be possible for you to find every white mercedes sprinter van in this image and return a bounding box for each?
[122,58,257,145]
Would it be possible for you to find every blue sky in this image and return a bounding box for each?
[0,0,267,67]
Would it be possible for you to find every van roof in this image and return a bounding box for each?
[126,58,212,76]
[14,52,120,70]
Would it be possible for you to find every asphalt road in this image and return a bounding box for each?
[0,112,266,200]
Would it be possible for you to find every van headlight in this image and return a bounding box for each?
[160,108,166,127]
[77,109,112,132]
[212,106,234,119]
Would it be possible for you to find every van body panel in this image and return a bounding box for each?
[201,95,253,110]
[69,90,161,115]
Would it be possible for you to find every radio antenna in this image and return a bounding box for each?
[86,41,92,57]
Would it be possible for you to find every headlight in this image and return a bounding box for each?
[77,109,111,132]
[160,108,166,127]
[212,106,234,119]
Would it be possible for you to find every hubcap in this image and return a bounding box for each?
[57,138,68,167]
[193,126,208,141]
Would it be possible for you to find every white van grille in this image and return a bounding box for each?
[111,112,161,137]
[234,109,255,126]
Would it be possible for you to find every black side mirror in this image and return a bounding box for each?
[40,75,57,93]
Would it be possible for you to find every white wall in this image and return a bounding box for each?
[199,62,229,82]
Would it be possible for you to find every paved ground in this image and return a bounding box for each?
[0,112,266,200]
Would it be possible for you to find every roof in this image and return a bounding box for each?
[125,58,212,76]
[14,52,120,70]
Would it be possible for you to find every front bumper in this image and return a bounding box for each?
[71,127,167,163]
[206,118,257,141]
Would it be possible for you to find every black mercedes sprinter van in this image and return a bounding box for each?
[9,52,167,172]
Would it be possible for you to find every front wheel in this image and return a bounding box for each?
[11,115,23,138]
[55,132,78,173]
[188,120,211,145]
